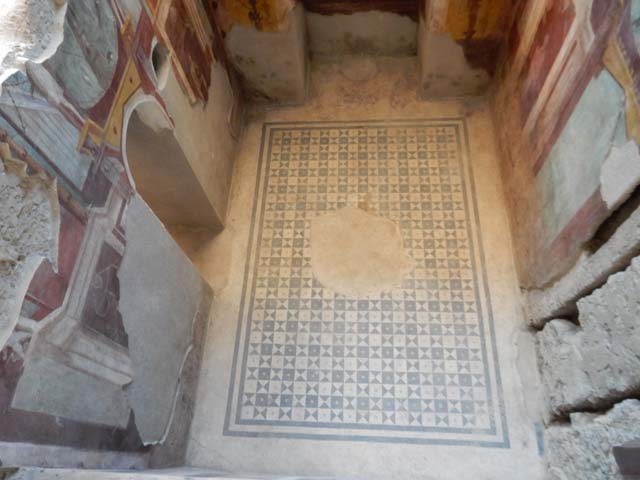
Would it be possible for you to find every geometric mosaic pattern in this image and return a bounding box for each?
[224,120,509,447]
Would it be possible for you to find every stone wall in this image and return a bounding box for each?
[545,400,640,480]
[538,257,640,418]
[534,256,640,479]
[0,0,238,469]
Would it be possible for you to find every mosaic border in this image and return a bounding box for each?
[223,119,510,448]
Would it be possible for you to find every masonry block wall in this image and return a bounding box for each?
[0,0,241,468]
[493,1,640,478]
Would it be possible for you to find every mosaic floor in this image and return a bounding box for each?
[224,119,508,447]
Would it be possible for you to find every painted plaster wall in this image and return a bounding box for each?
[0,152,58,350]
[0,0,233,466]
[127,105,223,232]
[306,11,417,58]
[492,3,640,477]
[493,0,640,288]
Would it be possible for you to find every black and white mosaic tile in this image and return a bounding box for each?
[224,120,509,447]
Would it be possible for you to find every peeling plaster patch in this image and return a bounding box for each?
[225,4,307,104]
[536,70,625,245]
[0,150,59,350]
[310,206,415,297]
[600,141,640,210]
[339,57,379,82]
[0,0,67,94]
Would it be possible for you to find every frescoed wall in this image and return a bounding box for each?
[0,0,238,460]
[493,0,640,288]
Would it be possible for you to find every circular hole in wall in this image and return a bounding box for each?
[151,41,171,90]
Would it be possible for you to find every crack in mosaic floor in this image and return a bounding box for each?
[224,119,509,447]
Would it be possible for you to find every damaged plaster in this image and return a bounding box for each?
[0,0,67,94]
[158,62,239,224]
[537,256,640,417]
[310,206,415,297]
[600,140,640,211]
[0,149,58,350]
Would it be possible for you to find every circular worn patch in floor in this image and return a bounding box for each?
[339,57,379,82]
[310,206,414,297]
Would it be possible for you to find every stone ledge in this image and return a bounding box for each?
[537,257,640,417]
[526,205,640,328]
[545,399,640,480]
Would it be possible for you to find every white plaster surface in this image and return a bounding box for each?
[120,196,210,444]
[160,62,238,225]
[600,140,640,210]
[538,256,640,417]
[526,204,640,326]
[185,57,544,480]
[7,467,321,480]
[545,400,640,480]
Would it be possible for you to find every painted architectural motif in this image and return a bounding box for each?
[494,0,640,287]
[0,0,223,451]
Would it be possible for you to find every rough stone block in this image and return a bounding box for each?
[600,140,640,211]
[545,399,640,480]
[0,154,58,350]
[526,204,640,327]
[537,257,640,416]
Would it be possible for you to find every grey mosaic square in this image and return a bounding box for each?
[224,120,509,447]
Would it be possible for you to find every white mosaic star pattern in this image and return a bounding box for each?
[225,120,509,447]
